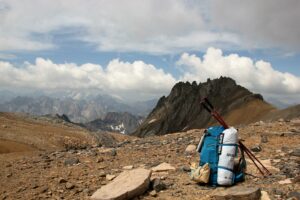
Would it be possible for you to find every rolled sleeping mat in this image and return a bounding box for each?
[217,127,238,185]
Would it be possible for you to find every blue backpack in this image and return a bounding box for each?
[197,126,246,186]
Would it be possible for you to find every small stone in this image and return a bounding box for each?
[272,159,281,163]
[99,171,106,177]
[278,178,292,184]
[65,182,75,190]
[83,188,90,195]
[2,124,8,128]
[64,158,80,166]
[288,191,300,199]
[250,145,262,152]
[106,174,116,181]
[90,151,98,156]
[261,191,271,200]
[150,190,157,197]
[96,157,104,163]
[290,148,300,157]
[185,144,196,155]
[278,118,284,122]
[123,165,134,170]
[40,186,48,193]
[58,178,67,184]
[180,165,191,172]
[6,173,12,178]
[5,163,12,168]
[261,135,268,143]
[152,178,167,192]
[110,149,117,156]
[292,176,300,183]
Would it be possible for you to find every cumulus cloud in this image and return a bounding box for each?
[177,47,300,103]
[1,47,299,104]
[0,0,237,53]
[211,0,300,51]
[0,58,176,101]
[1,0,299,53]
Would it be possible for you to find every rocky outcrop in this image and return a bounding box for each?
[132,77,275,137]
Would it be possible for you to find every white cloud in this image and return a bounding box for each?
[0,58,176,101]
[211,0,300,51]
[0,47,299,104]
[177,47,300,103]
[0,0,237,53]
[1,0,299,53]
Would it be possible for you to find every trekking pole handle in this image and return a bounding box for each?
[201,101,212,113]
[204,97,214,110]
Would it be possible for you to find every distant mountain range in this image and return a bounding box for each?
[0,92,156,123]
[1,78,299,136]
[84,112,144,134]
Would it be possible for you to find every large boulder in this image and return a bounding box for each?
[91,168,151,200]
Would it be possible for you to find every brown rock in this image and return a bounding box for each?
[106,174,116,181]
[152,162,175,172]
[91,168,151,200]
[65,182,75,190]
[123,165,134,170]
[213,186,261,200]
[261,191,271,200]
[149,190,157,197]
[185,145,196,155]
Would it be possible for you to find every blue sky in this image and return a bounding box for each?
[0,0,299,104]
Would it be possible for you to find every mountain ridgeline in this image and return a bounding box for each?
[0,94,155,123]
[84,112,143,134]
[132,77,276,137]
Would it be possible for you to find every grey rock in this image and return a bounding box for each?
[213,186,261,200]
[261,135,268,143]
[152,178,167,192]
[58,178,67,184]
[288,191,300,199]
[149,190,157,197]
[65,182,75,190]
[111,149,117,156]
[290,148,300,157]
[250,145,262,152]
[64,158,80,166]
[180,165,191,172]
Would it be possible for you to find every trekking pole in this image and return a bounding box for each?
[201,98,229,129]
[200,97,271,177]
[239,142,271,176]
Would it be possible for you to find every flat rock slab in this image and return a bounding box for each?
[91,168,151,200]
[213,186,261,200]
[151,162,175,172]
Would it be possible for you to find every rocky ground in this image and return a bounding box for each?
[0,117,300,200]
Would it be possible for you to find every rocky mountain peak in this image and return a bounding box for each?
[132,77,273,137]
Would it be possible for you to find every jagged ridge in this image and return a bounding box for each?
[132,77,275,137]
